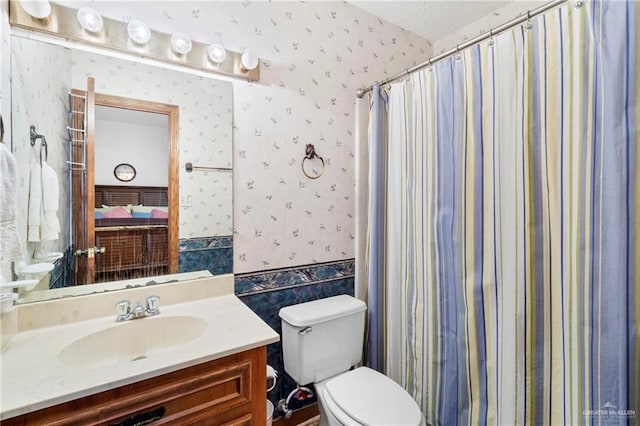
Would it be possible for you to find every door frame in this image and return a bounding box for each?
[75,91,180,278]
[95,93,180,274]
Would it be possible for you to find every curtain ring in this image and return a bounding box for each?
[524,10,533,30]
[302,144,325,179]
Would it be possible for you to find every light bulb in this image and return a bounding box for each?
[207,44,226,64]
[171,33,192,55]
[19,0,51,19]
[77,7,103,33]
[127,20,151,45]
[241,50,259,70]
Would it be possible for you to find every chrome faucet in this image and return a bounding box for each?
[115,295,160,322]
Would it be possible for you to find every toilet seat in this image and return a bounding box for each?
[318,385,361,425]
[322,367,422,426]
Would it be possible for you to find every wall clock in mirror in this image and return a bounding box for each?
[113,163,136,182]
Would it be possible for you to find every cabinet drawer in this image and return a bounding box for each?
[3,347,266,426]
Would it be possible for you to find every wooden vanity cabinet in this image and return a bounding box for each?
[4,347,267,426]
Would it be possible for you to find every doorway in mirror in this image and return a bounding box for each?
[70,78,179,285]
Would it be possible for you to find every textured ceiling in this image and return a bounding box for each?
[346,1,512,42]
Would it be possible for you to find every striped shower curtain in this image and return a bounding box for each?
[380,1,639,424]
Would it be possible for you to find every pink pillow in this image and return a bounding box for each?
[101,206,132,219]
[151,209,168,219]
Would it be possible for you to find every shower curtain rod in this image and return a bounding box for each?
[355,0,568,98]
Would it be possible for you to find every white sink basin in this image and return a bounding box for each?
[59,316,207,368]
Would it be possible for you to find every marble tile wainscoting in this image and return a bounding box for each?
[178,236,233,276]
[49,248,74,289]
[236,259,355,419]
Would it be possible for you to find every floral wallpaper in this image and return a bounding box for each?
[70,50,234,239]
[224,2,431,273]
[11,37,71,260]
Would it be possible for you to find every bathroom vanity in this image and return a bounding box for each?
[0,275,279,425]
[3,348,265,425]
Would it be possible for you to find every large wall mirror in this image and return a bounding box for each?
[10,35,234,303]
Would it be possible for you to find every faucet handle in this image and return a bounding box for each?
[146,295,160,314]
[116,300,131,321]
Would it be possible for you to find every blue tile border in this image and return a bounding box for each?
[178,235,233,275]
[49,246,74,289]
[178,235,232,250]
[235,258,355,295]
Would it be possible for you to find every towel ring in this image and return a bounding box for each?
[29,125,48,164]
[301,144,325,179]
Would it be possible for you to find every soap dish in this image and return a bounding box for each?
[0,279,39,291]
[17,262,54,277]
[0,293,19,312]
[34,252,63,262]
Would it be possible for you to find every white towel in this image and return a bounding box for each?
[27,161,60,242]
[27,163,42,242]
[0,143,24,262]
[40,162,60,240]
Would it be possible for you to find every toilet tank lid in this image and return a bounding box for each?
[279,295,366,327]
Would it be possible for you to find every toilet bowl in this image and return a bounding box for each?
[316,367,422,426]
[279,295,423,426]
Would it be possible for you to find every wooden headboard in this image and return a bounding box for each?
[95,185,168,207]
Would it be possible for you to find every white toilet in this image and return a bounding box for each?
[279,295,423,426]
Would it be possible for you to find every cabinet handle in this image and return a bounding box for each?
[109,406,166,426]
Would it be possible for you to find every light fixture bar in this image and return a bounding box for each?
[9,0,260,82]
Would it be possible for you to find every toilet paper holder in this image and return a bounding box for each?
[267,365,278,392]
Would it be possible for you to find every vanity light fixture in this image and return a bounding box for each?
[9,1,261,81]
[76,7,103,33]
[240,50,259,71]
[170,32,192,55]
[18,0,51,19]
[127,19,151,45]
[207,44,226,64]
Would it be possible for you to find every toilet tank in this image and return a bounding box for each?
[279,295,366,385]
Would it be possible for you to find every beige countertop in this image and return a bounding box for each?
[0,277,279,420]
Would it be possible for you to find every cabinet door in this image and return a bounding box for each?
[2,347,267,426]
